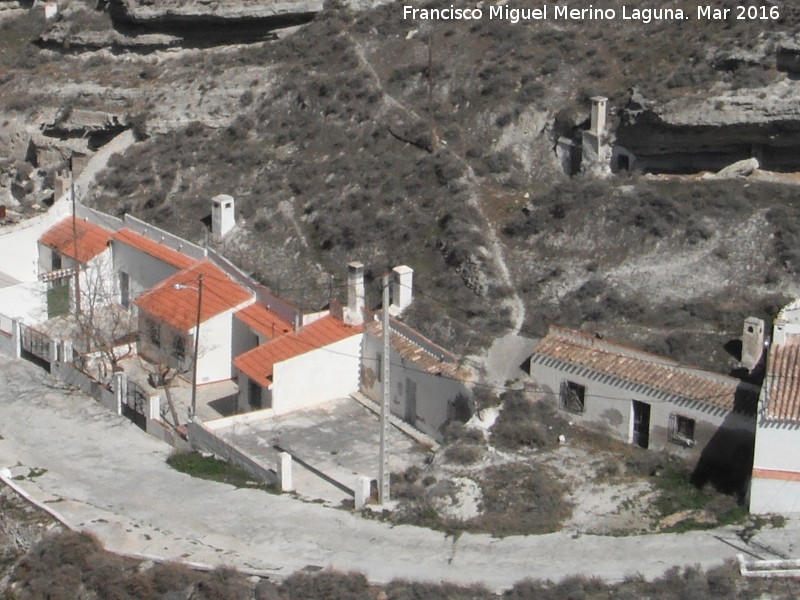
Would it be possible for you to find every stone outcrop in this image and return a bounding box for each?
[107,0,322,24]
[713,157,760,179]
[615,84,800,173]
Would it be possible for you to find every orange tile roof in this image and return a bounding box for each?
[234,315,362,388]
[531,326,757,413]
[39,217,112,264]
[765,340,800,421]
[235,303,293,340]
[112,228,195,269]
[136,259,253,331]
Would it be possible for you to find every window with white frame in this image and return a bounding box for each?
[559,380,586,414]
[669,413,695,446]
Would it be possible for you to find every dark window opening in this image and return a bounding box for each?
[560,381,585,414]
[173,335,185,361]
[669,413,696,446]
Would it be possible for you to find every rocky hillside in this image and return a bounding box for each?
[1,0,800,371]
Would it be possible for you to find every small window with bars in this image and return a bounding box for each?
[669,413,695,446]
[559,381,586,414]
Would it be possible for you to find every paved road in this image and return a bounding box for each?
[0,356,797,591]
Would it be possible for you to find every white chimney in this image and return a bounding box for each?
[211,194,235,238]
[44,1,58,20]
[741,316,765,370]
[590,96,608,136]
[390,265,413,315]
[345,261,365,325]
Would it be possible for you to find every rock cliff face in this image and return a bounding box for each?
[107,0,321,30]
[108,0,322,22]
[615,84,800,173]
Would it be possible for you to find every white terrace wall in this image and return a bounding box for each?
[750,418,800,514]
[188,418,277,484]
[531,359,756,467]
[272,333,362,415]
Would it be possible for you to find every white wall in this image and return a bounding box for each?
[196,310,237,384]
[111,241,182,303]
[360,331,469,440]
[530,359,755,464]
[750,417,800,513]
[0,280,48,324]
[272,333,362,415]
[0,198,71,282]
[138,309,237,385]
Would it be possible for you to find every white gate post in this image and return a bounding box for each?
[278,452,293,492]
[11,319,20,358]
[354,475,371,510]
[114,371,126,415]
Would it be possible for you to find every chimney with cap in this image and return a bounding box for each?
[390,265,413,315]
[345,261,365,325]
[211,194,236,238]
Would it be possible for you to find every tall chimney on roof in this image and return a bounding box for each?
[211,194,235,238]
[345,261,365,325]
[590,96,607,136]
[390,265,413,315]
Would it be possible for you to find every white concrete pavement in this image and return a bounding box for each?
[0,355,798,591]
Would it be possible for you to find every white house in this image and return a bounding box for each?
[234,314,363,413]
[360,318,472,440]
[135,259,254,384]
[38,216,114,318]
[750,300,800,514]
[530,327,759,499]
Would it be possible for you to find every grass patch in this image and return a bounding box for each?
[167,451,276,492]
[651,458,747,532]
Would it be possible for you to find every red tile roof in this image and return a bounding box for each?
[234,315,362,388]
[112,228,195,270]
[39,217,112,264]
[136,259,253,331]
[531,326,755,412]
[235,303,293,340]
[765,340,800,421]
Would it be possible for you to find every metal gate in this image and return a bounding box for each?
[122,380,148,431]
[19,324,52,372]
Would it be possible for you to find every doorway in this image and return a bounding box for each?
[405,378,417,424]
[632,400,650,449]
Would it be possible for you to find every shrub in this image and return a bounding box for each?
[489,391,561,450]
[444,443,482,465]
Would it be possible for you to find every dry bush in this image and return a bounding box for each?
[387,579,495,599]
[194,566,252,600]
[444,443,483,465]
[489,392,563,451]
[469,463,571,536]
[280,569,373,600]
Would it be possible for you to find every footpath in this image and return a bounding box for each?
[0,356,797,591]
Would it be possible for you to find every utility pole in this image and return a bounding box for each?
[190,273,204,421]
[378,273,391,504]
[70,154,81,314]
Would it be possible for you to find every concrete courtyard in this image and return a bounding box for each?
[210,397,432,503]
